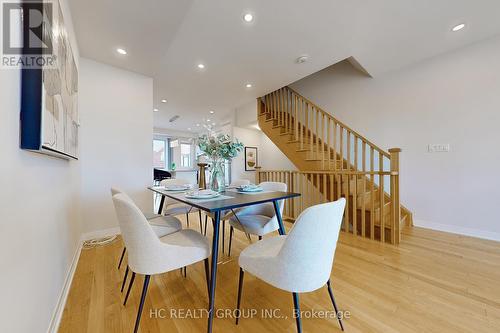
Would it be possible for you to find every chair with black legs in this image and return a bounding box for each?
[112,193,210,333]
[227,181,287,256]
[160,178,204,232]
[202,179,251,254]
[111,188,182,272]
[235,198,346,332]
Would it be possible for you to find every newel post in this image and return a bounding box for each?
[254,166,262,184]
[389,148,401,244]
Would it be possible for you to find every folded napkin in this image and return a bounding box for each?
[237,184,263,192]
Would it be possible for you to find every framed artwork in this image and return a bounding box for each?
[245,147,258,171]
[19,0,79,159]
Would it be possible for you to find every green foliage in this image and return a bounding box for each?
[197,134,244,161]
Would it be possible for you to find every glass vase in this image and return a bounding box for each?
[209,159,226,193]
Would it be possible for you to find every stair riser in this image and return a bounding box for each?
[259,95,411,245]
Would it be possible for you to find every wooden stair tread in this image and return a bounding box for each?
[259,92,412,244]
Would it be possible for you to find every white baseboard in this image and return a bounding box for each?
[46,240,83,333]
[413,219,500,242]
[47,227,122,333]
[81,226,121,241]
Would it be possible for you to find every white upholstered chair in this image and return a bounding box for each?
[110,188,182,271]
[235,199,346,332]
[160,178,203,231]
[112,193,210,333]
[227,181,287,256]
[229,179,252,188]
[202,179,251,253]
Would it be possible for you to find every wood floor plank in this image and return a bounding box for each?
[59,214,500,333]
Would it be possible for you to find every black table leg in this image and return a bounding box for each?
[207,211,221,333]
[273,200,286,235]
[157,195,165,214]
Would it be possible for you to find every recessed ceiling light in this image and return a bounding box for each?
[116,48,127,55]
[296,55,308,64]
[196,123,200,127]
[243,13,254,23]
[207,119,211,122]
[153,108,159,112]
[197,63,205,69]
[209,110,215,114]
[246,83,252,88]
[161,99,167,103]
[452,23,465,32]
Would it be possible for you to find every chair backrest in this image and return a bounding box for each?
[112,193,165,273]
[259,181,287,192]
[110,187,122,196]
[160,178,191,187]
[277,198,346,292]
[260,181,287,215]
[230,179,251,187]
[236,182,287,218]
[159,178,193,211]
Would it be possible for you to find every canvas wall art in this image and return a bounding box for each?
[245,147,258,171]
[20,0,79,159]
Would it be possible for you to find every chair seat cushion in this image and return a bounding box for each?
[164,204,199,216]
[228,214,278,236]
[158,229,211,269]
[160,229,209,249]
[240,235,286,260]
[148,215,182,237]
[239,236,290,290]
[143,212,161,220]
[207,210,232,220]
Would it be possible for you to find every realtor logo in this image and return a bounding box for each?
[1,0,56,68]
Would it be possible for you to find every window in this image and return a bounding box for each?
[180,143,192,168]
[153,139,167,169]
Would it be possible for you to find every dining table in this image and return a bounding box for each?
[148,186,301,333]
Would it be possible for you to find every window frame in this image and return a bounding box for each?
[152,138,169,169]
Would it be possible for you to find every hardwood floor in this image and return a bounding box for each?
[59,213,500,332]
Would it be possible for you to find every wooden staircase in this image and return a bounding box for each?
[256,86,412,244]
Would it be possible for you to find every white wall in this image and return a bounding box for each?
[231,99,297,183]
[232,127,261,183]
[0,70,82,333]
[259,134,297,171]
[154,127,197,139]
[0,1,82,332]
[231,126,297,184]
[235,99,259,127]
[79,58,153,234]
[290,36,500,240]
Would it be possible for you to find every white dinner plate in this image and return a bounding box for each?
[164,185,190,191]
[185,192,221,199]
[237,187,263,193]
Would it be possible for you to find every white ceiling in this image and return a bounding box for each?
[68,0,500,132]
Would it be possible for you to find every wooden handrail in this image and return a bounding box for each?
[257,170,397,176]
[258,85,407,244]
[284,86,390,158]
